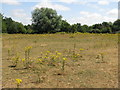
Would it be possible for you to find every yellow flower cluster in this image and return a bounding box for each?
[50,54,59,59]
[47,51,50,53]
[38,58,42,62]
[80,48,84,51]
[55,51,62,55]
[16,79,22,84]
[76,54,80,56]
[25,46,32,51]
[63,58,67,60]
[22,58,25,62]
[57,52,62,55]
[99,52,105,55]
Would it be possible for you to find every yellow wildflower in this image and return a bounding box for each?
[22,58,25,62]
[38,58,42,62]
[57,53,62,55]
[55,51,58,53]
[28,46,32,50]
[100,52,104,55]
[63,58,67,60]
[77,54,80,56]
[47,51,50,53]
[80,48,84,51]
[44,56,48,59]
[25,46,32,51]
[74,56,77,58]
[55,56,59,58]
[16,79,22,85]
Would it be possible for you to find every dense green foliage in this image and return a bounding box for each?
[32,8,62,33]
[1,14,26,34]
[60,20,71,33]
[1,8,120,34]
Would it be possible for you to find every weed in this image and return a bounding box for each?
[73,43,76,55]
[96,53,105,63]
[12,53,20,67]
[15,79,22,88]
[24,46,32,69]
[62,57,67,71]
[7,48,11,60]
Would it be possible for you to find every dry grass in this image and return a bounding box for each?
[2,33,118,88]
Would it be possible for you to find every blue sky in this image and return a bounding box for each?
[1,0,119,25]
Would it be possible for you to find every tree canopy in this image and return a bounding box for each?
[1,8,120,34]
[32,8,62,33]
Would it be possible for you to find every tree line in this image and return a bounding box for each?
[1,8,120,34]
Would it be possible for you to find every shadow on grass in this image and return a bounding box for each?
[8,65,16,68]
[8,65,29,70]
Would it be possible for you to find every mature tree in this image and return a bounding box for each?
[0,13,7,33]
[70,24,78,33]
[102,22,112,33]
[24,24,33,34]
[94,24,102,29]
[16,22,26,33]
[76,23,81,32]
[89,22,113,33]
[2,20,7,33]
[81,25,89,33]
[60,20,71,32]
[90,29,101,33]
[70,23,81,33]
[32,8,62,33]
[101,27,112,33]
[3,17,26,34]
[102,22,109,27]
[4,17,14,33]
[112,19,120,33]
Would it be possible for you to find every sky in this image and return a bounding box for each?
[1,0,119,26]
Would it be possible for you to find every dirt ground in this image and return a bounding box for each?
[2,33,118,88]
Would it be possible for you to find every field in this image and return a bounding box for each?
[2,33,118,88]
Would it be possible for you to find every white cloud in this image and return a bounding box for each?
[12,9,31,25]
[12,9,27,18]
[58,0,118,3]
[58,0,78,4]
[33,0,70,11]
[83,2,106,13]
[107,9,118,16]
[13,0,118,2]
[80,11,101,18]
[67,11,117,25]
[1,0,20,5]
[98,0,109,5]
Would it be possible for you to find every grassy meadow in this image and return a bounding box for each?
[2,33,118,88]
